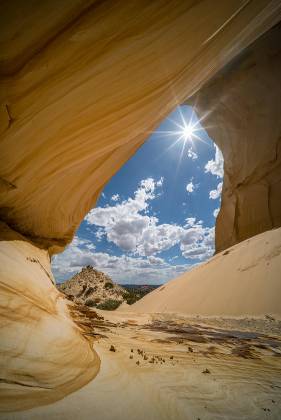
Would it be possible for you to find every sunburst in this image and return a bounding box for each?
[155,107,204,147]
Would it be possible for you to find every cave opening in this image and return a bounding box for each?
[53,105,224,286]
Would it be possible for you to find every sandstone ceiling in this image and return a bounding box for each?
[1,0,280,254]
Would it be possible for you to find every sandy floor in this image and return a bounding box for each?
[3,310,281,420]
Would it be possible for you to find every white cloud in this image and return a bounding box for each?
[205,144,224,178]
[95,228,105,241]
[85,177,159,253]
[111,194,120,202]
[203,227,215,247]
[53,218,215,284]
[209,182,223,200]
[52,237,191,284]
[137,223,183,256]
[71,236,95,250]
[180,226,214,260]
[181,245,211,260]
[148,256,165,265]
[84,177,215,264]
[181,226,204,246]
[213,208,220,218]
[156,177,164,187]
[186,181,195,193]
[185,217,196,227]
[187,147,198,160]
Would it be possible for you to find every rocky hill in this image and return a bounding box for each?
[58,266,128,310]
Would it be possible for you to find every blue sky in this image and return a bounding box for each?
[53,105,224,284]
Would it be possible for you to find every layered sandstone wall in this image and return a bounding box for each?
[188,23,281,252]
[0,223,100,411]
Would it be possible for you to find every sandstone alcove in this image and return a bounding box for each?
[0,1,281,412]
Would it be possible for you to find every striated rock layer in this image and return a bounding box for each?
[188,23,281,252]
[1,0,281,412]
[0,224,100,412]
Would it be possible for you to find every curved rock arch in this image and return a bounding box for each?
[0,0,280,411]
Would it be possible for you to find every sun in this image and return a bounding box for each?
[182,123,195,141]
[169,107,203,144]
[153,106,208,154]
[150,106,209,169]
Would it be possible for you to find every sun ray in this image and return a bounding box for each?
[143,105,214,165]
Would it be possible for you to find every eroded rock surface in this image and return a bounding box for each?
[188,23,281,252]
[4,311,281,420]
[0,225,100,412]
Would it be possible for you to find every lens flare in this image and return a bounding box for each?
[154,107,206,148]
[182,123,195,141]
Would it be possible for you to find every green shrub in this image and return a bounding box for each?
[105,282,114,289]
[85,297,101,307]
[125,294,140,305]
[96,299,121,310]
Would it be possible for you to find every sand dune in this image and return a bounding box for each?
[130,228,281,317]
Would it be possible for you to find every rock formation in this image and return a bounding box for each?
[0,223,100,412]
[0,1,280,253]
[188,23,281,252]
[58,266,127,308]
[1,0,281,412]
